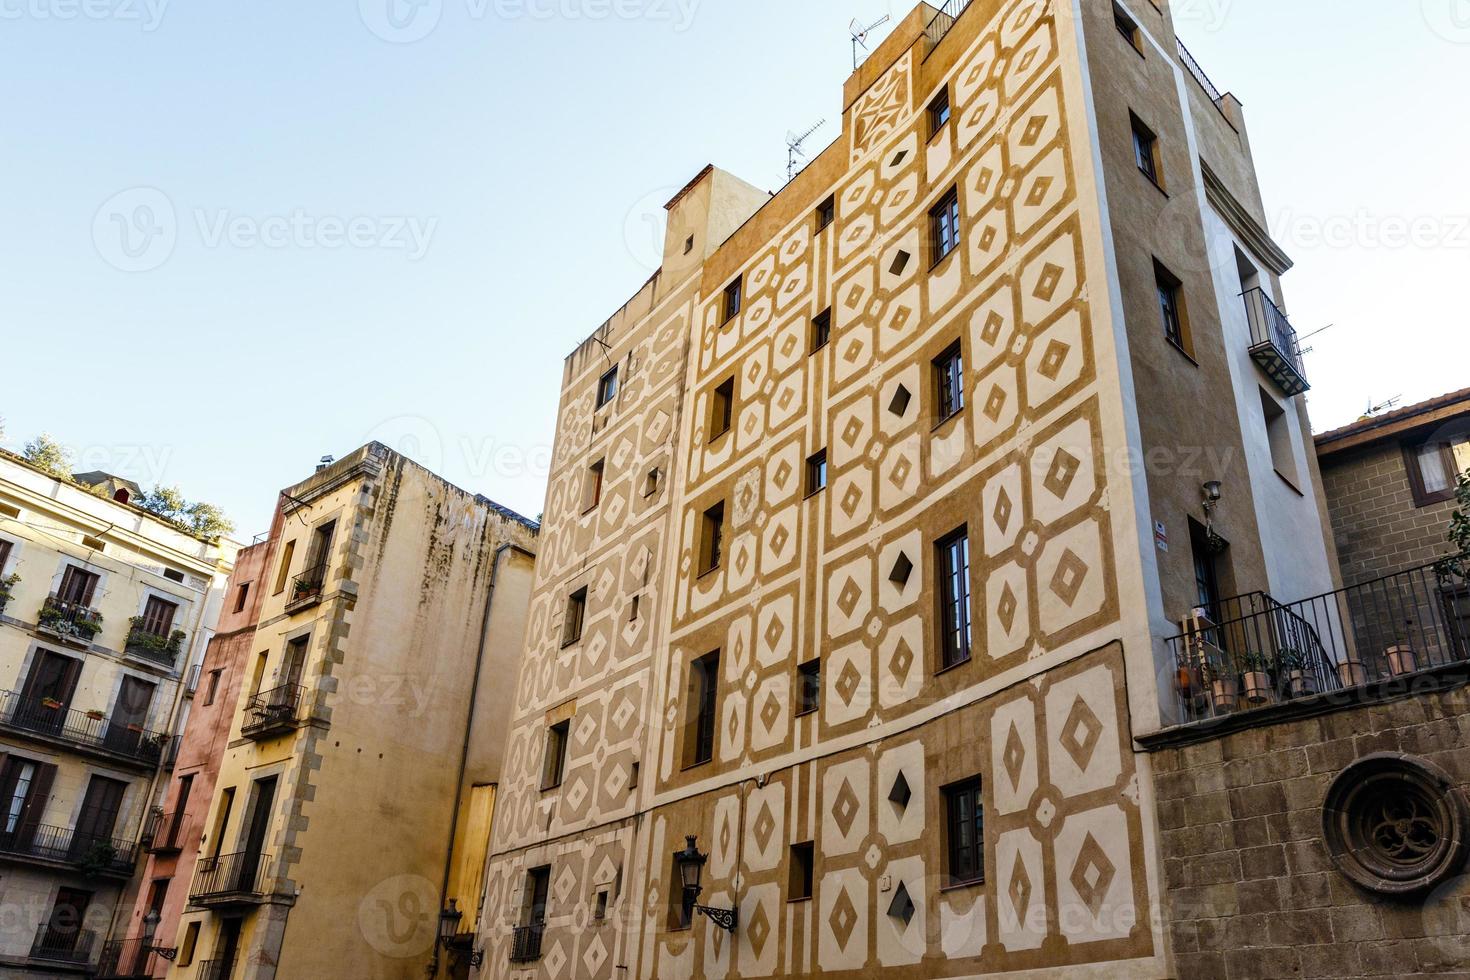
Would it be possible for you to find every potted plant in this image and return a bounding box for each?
[1206,651,1239,713]
[1240,652,1273,705]
[1337,656,1369,688]
[40,697,62,711]
[77,839,119,878]
[0,572,18,613]
[1386,645,1418,677]
[85,708,106,721]
[1279,648,1317,698]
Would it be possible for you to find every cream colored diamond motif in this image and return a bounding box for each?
[829,886,859,950]
[748,900,772,957]
[1033,262,1064,301]
[836,661,862,706]
[770,525,790,556]
[1020,114,1046,146]
[759,690,781,731]
[994,487,1013,532]
[1003,721,1026,790]
[1070,833,1117,917]
[889,455,912,489]
[1038,339,1070,380]
[1049,549,1089,607]
[841,483,863,518]
[753,802,777,851]
[842,416,864,447]
[837,577,863,617]
[982,310,1005,344]
[1059,694,1103,771]
[984,385,1007,422]
[889,637,914,685]
[763,615,785,649]
[1008,855,1032,920]
[997,583,1018,632]
[1025,175,1054,207]
[1043,448,1081,500]
[832,779,861,837]
[773,459,793,489]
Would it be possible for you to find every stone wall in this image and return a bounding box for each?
[1150,684,1470,979]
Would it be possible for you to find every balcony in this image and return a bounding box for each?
[29,923,96,965]
[284,563,327,614]
[125,618,187,667]
[509,923,545,964]
[143,806,185,855]
[189,850,273,908]
[36,594,103,647]
[0,691,173,770]
[96,938,158,979]
[240,684,305,740]
[197,958,236,980]
[0,823,136,877]
[1243,288,1310,396]
[1156,556,1470,739]
[923,0,973,49]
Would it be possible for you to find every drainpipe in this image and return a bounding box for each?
[431,540,533,977]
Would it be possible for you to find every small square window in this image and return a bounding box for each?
[596,367,619,408]
[1131,112,1162,188]
[805,450,828,496]
[594,890,609,920]
[796,659,821,716]
[1114,4,1142,51]
[542,719,571,790]
[233,582,251,613]
[699,502,725,575]
[644,468,661,497]
[816,195,836,231]
[684,235,695,255]
[811,308,832,352]
[934,342,965,422]
[930,188,962,263]
[1405,437,1469,507]
[562,587,588,647]
[709,378,735,441]
[723,277,743,323]
[789,841,815,900]
[944,776,985,886]
[630,594,641,622]
[1154,260,1189,353]
[928,88,952,137]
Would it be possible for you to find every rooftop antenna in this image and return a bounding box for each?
[1364,395,1403,418]
[786,119,827,183]
[1296,322,1334,357]
[850,14,891,70]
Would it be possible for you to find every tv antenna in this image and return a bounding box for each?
[786,119,827,183]
[1364,395,1403,418]
[850,14,891,70]
[1296,322,1333,357]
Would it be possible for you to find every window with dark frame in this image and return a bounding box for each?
[930,188,962,263]
[139,595,178,638]
[204,669,223,706]
[723,277,743,323]
[928,88,952,137]
[816,195,836,231]
[58,565,100,606]
[934,342,965,422]
[585,459,606,511]
[943,776,985,886]
[685,650,720,768]
[805,450,828,496]
[937,527,972,669]
[562,587,588,647]
[1114,4,1142,51]
[1405,435,1470,507]
[541,720,570,790]
[0,539,11,576]
[789,841,815,900]
[1154,260,1188,352]
[811,308,832,352]
[1130,112,1161,187]
[699,502,725,575]
[523,865,552,928]
[796,659,821,716]
[273,540,295,595]
[233,582,251,614]
[709,378,735,440]
[596,366,619,408]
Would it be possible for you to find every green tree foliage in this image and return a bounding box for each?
[1451,468,1470,557]
[138,486,236,539]
[22,433,72,478]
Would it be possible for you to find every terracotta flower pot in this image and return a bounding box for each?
[1287,670,1317,699]
[1210,677,1239,713]
[1242,671,1272,705]
[1338,659,1369,688]
[1386,646,1418,677]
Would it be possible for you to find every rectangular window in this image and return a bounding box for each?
[139,595,179,638]
[938,527,972,669]
[541,720,570,790]
[1405,436,1470,507]
[811,308,832,352]
[523,865,551,927]
[930,188,962,263]
[233,582,251,614]
[585,460,605,512]
[723,277,743,323]
[272,541,296,596]
[928,88,952,137]
[204,669,223,706]
[710,378,735,440]
[816,195,836,231]
[597,366,619,408]
[789,841,815,900]
[178,921,200,966]
[699,502,725,575]
[57,565,100,606]
[796,659,821,716]
[1114,4,1142,51]
[685,651,720,768]
[562,587,587,647]
[0,539,12,575]
[944,777,985,886]
[629,594,641,622]
[1154,260,1188,352]
[1131,112,1161,187]
[1259,388,1300,487]
[934,342,965,422]
[805,450,828,496]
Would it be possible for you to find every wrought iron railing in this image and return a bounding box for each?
[190,850,273,902]
[1167,557,1470,725]
[197,957,235,980]
[241,684,304,738]
[30,923,97,963]
[510,923,545,964]
[0,822,136,873]
[923,0,973,50]
[96,937,157,978]
[1242,288,1309,395]
[143,806,186,853]
[287,563,327,609]
[125,619,186,666]
[1176,36,1223,103]
[0,690,172,767]
[37,593,104,643]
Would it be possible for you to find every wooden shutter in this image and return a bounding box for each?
[141,596,177,636]
[16,762,56,842]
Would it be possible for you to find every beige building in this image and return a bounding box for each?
[0,450,237,977]
[164,443,537,980]
[476,1,1344,978]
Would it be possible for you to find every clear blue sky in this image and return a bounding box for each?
[1,1,1465,537]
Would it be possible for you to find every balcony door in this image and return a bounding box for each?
[40,887,93,957]
[236,776,276,891]
[0,755,55,850]
[71,775,126,858]
[213,917,242,980]
[57,566,99,607]
[18,650,82,734]
[104,676,155,755]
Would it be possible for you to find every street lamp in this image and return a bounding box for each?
[438,900,485,969]
[142,910,178,962]
[672,836,738,933]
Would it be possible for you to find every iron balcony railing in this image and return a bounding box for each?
[241,683,305,739]
[37,593,104,644]
[125,620,186,666]
[1167,556,1470,725]
[510,923,545,964]
[1176,36,1223,103]
[197,957,235,980]
[0,822,136,874]
[95,937,157,978]
[1242,288,1310,396]
[0,691,172,767]
[143,806,185,854]
[923,0,973,50]
[286,563,327,611]
[190,850,273,904]
[30,923,97,964]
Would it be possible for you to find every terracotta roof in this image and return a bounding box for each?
[1315,387,1470,456]
[664,164,715,212]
